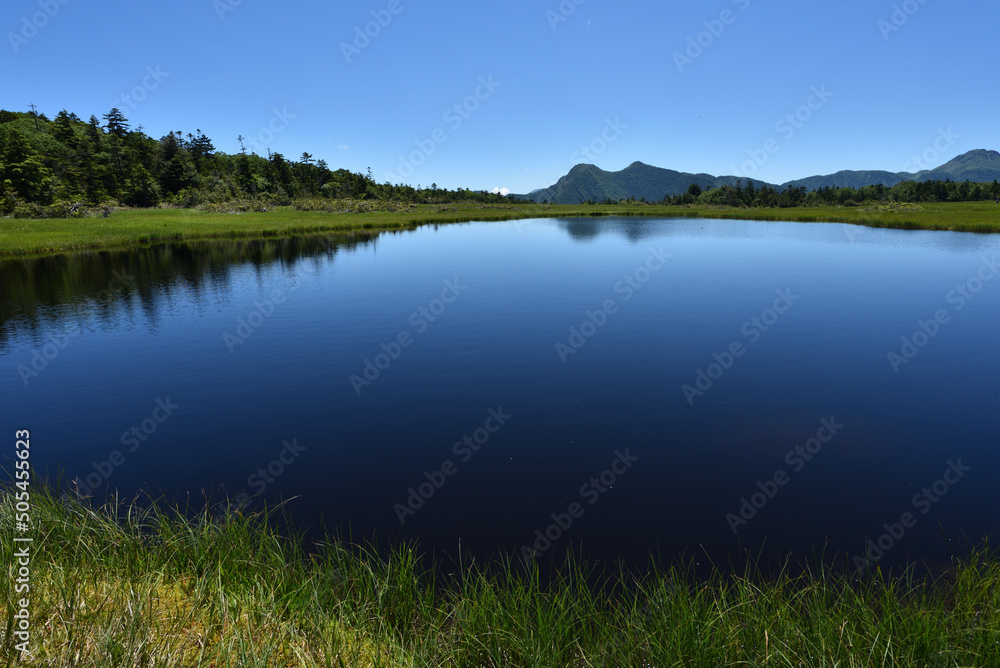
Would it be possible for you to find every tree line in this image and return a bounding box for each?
[0,107,509,217]
[657,179,1000,208]
[573,179,1000,208]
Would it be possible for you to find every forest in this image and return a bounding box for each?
[4,106,999,220]
[0,107,509,218]
[659,178,1000,208]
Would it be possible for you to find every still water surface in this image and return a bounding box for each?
[2,218,998,571]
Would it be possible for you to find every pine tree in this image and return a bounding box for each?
[103,108,130,138]
[0,127,54,202]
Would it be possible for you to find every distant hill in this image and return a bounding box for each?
[780,170,916,191]
[781,149,1000,190]
[920,149,1000,183]
[513,150,1000,203]
[511,162,774,204]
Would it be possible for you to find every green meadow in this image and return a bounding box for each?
[1,201,999,258]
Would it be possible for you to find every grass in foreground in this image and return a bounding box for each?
[1,201,999,258]
[2,485,998,667]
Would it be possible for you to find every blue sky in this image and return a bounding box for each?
[3,0,996,193]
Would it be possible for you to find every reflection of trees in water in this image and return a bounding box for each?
[561,219,602,242]
[0,231,379,348]
[557,215,1000,250]
[557,217,676,243]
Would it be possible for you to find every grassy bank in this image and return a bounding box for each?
[2,485,998,666]
[1,201,999,258]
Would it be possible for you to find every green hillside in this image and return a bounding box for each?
[783,150,1000,190]
[518,151,1000,203]
[781,170,916,191]
[513,161,772,204]
[921,149,1000,182]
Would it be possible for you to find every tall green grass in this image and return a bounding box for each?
[2,484,998,666]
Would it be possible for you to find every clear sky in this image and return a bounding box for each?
[3,0,996,193]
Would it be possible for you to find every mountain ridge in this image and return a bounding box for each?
[512,150,1000,203]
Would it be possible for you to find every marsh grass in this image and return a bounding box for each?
[2,483,998,666]
[1,201,999,258]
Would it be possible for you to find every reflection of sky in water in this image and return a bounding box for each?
[1,218,998,571]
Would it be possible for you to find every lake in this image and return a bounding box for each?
[2,217,998,574]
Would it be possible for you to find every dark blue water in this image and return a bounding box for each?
[2,218,999,573]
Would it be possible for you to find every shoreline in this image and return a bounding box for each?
[2,484,998,665]
[2,200,998,259]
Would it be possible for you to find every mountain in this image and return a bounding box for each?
[780,170,916,191]
[921,149,1000,183]
[511,161,774,204]
[781,149,1000,190]
[513,151,1000,204]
